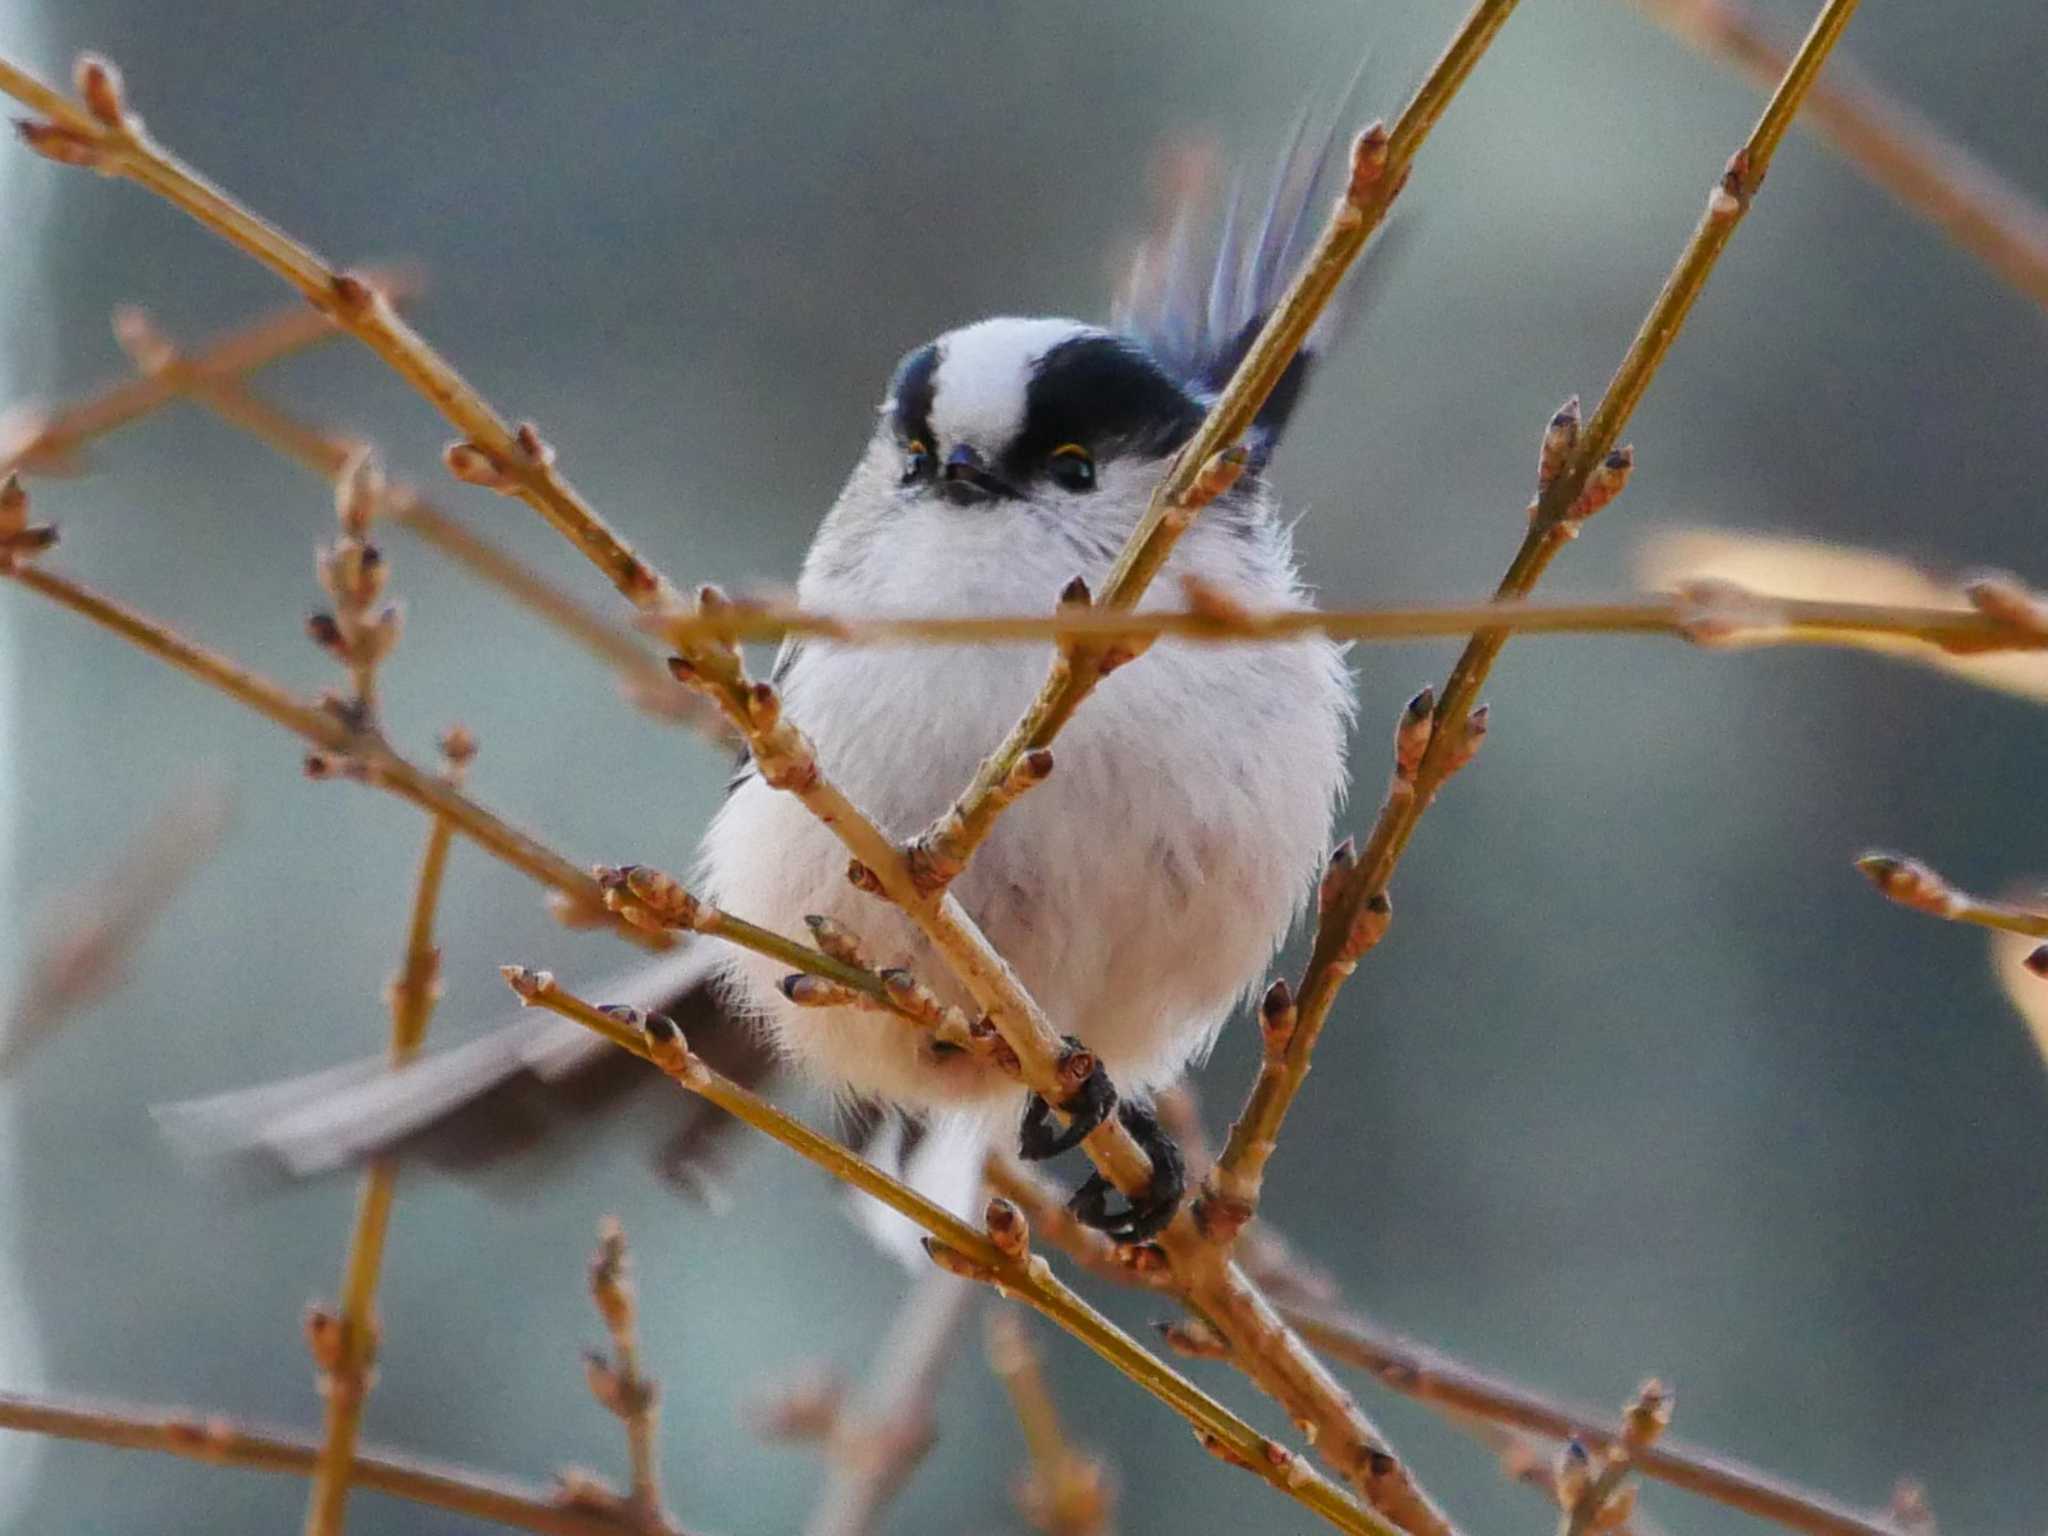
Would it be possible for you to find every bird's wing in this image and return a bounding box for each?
[1111,56,1386,458]
[152,943,771,1202]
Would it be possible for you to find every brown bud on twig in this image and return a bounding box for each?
[921,1236,996,1284]
[984,1196,1031,1263]
[305,611,345,657]
[74,55,130,130]
[443,439,517,493]
[1567,446,1635,526]
[592,862,710,934]
[1442,704,1490,780]
[302,1304,348,1374]
[1156,1317,1231,1360]
[1394,686,1436,780]
[1170,444,1249,521]
[0,473,57,563]
[1553,1437,1594,1510]
[2025,944,2048,980]
[1336,891,1393,967]
[513,422,556,470]
[846,859,886,897]
[15,116,106,167]
[1539,396,1582,492]
[1194,1430,1258,1472]
[1855,853,1957,918]
[437,723,478,772]
[1059,574,1092,609]
[1963,571,2048,641]
[803,914,869,967]
[1345,121,1392,205]
[500,965,557,1004]
[1317,838,1357,918]
[780,973,859,1009]
[333,446,384,537]
[1258,978,1298,1056]
[1621,1378,1673,1452]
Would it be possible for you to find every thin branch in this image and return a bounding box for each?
[302,730,464,1535]
[987,1309,1117,1536]
[648,585,2048,657]
[0,284,403,476]
[499,967,1397,1536]
[1855,853,2048,940]
[1200,0,1866,1249]
[990,1153,1909,1536]
[803,1267,978,1536]
[0,1390,694,1536]
[1630,0,2048,313]
[583,1220,675,1533]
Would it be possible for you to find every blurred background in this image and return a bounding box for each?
[0,1,2043,1531]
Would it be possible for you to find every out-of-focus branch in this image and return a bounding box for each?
[581,1220,675,1533]
[994,1150,1906,1536]
[1196,0,1866,1256]
[987,1310,1117,1536]
[301,723,466,1534]
[1631,0,2048,313]
[499,967,1396,1536]
[0,775,228,1075]
[0,284,401,476]
[0,1390,697,1536]
[3,55,672,609]
[802,1268,978,1536]
[102,305,703,727]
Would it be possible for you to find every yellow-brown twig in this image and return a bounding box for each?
[1201,0,1866,1253]
[583,1220,673,1533]
[302,751,461,1535]
[0,1390,692,1536]
[499,967,1396,1536]
[1631,0,2048,313]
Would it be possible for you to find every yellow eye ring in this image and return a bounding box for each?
[1047,443,1096,491]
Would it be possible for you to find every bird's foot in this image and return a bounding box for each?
[1017,1036,1116,1161]
[1067,1099,1186,1244]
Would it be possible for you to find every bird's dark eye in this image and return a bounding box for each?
[902,439,934,484]
[1047,443,1095,492]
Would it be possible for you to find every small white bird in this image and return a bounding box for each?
[159,108,1369,1244]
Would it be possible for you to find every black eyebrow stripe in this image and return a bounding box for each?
[1001,336,1205,483]
[889,343,940,446]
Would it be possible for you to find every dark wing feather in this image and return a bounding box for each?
[1112,56,1381,459]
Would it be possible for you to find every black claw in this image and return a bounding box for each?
[1017,1036,1116,1162]
[1065,1100,1187,1243]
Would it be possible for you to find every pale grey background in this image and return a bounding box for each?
[0,2,2044,1533]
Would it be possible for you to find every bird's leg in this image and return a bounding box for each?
[1066,1099,1186,1243]
[1016,1037,1116,1161]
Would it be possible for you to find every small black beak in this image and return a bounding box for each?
[939,444,1012,505]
